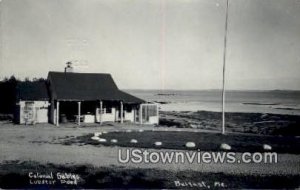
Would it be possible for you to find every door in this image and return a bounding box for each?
[23,101,36,125]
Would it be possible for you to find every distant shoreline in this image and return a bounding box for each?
[242,102,279,106]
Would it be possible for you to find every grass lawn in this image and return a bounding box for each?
[65,130,300,154]
[0,161,299,189]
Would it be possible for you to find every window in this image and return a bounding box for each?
[106,107,112,113]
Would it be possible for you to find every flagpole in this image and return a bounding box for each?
[222,0,229,134]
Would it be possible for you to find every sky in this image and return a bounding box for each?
[0,0,300,90]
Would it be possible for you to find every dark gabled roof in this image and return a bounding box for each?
[47,72,145,103]
[16,81,49,101]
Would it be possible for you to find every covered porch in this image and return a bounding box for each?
[51,100,158,126]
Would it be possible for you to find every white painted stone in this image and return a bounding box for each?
[94,132,102,137]
[126,130,132,133]
[263,144,272,150]
[130,139,138,143]
[220,143,231,150]
[185,142,196,148]
[138,129,144,132]
[102,131,108,134]
[111,139,118,143]
[91,136,100,141]
[98,138,107,142]
[154,142,162,146]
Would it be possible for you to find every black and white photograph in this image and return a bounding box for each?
[0,0,300,189]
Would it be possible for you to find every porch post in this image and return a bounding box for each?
[99,100,103,124]
[139,104,143,124]
[56,101,59,126]
[120,101,123,123]
[78,101,81,125]
[156,104,159,124]
[133,107,136,123]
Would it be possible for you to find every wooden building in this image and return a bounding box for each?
[15,71,159,126]
[15,81,49,124]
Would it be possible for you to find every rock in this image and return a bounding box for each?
[154,141,162,146]
[98,138,107,142]
[126,130,132,133]
[190,124,198,128]
[263,144,272,150]
[111,139,118,143]
[185,142,196,148]
[220,143,231,150]
[102,131,108,134]
[91,136,100,141]
[94,132,102,137]
[130,139,138,143]
[138,129,144,132]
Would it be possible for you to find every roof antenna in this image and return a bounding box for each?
[222,0,229,135]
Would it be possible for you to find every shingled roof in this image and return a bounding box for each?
[47,72,145,103]
[16,81,49,101]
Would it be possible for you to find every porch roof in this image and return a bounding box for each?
[48,72,145,104]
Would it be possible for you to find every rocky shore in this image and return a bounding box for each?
[159,111,300,136]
